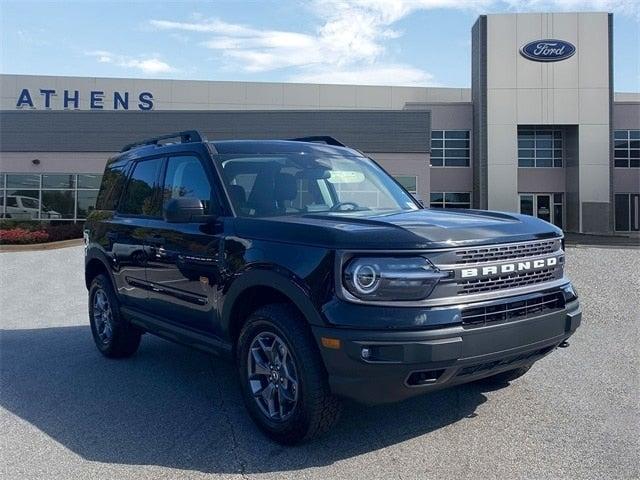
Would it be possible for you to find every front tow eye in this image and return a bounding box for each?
[559,341,570,348]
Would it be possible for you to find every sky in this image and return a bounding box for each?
[1,0,639,91]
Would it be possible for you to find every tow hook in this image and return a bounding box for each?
[558,341,570,348]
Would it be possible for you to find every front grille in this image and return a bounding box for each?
[461,291,565,328]
[454,239,559,265]
[458,267,560,294]
[456,345,556,377]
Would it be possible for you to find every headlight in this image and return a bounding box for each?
[343,256,448,301]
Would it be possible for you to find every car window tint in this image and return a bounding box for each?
[119,158,162,216]
[162,156,213,214]
[96,164,127,211]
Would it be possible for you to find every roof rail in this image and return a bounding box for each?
[121,130,205,153]
[289,136,346,147]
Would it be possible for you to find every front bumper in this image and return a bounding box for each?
[313,296,581,405]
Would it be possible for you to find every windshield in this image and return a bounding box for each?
[215,152,419,217]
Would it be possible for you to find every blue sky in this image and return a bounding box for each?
[2,0,638,91]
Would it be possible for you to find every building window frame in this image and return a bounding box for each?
[614,130,640,168]
[518,128,563,168]
[518,192,564,229]
[0,172,102,222]
[430,130,471,167]
[392,175,418,195]
[614,193,640,232]
[429,192,471,209]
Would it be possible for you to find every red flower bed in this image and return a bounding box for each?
[0,228,50,245]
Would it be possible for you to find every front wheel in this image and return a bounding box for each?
[88,274,141,358]
[237,304,341,444]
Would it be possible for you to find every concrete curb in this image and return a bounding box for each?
[0,238,84,252]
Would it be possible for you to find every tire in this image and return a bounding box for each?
[237,304,341,444]
[475,365,531,386]
[88,274,141,358]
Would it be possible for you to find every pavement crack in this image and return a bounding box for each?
[208,356,248,478]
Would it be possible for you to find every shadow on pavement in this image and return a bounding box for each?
[1,326,489,474]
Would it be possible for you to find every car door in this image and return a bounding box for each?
[110,156,163,311]
[144,153,225,335]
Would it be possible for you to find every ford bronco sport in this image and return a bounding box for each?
[84,130,581,444]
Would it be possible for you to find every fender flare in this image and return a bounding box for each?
[220,268,326,335]
[84,247,116,290]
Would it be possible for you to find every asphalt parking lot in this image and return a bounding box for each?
[1,245,638,480]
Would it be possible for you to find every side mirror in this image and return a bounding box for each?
[164,197,205,223]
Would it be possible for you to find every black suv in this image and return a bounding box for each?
[84,130,581,444]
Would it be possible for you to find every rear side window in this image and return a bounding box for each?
[96,164,127,210]
[162,155,213,214]
[119,158,163,216]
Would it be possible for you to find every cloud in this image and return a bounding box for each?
[86,50,176,74]
[149,0,639,85]
[149,4,442,85]
[290,64,438,87]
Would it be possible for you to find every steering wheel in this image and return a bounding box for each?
[330,201,359,212]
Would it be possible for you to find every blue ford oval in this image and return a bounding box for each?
[520,39,576,62]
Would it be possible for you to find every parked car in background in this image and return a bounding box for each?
[1,194,62,219]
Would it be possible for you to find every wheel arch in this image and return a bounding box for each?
[84,250,114,290]
[222,269,325,347]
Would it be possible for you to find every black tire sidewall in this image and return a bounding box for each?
[237,315,313,440]
[89,273,138,356]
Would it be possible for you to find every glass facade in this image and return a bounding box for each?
[615,193,640,231]
[430,130,470,167]
[614,130,640,168]
[430,192,471,209]
[519,193,564,229]
[392,175,417,194]
[0,173,102,221]
[518,128,563,167]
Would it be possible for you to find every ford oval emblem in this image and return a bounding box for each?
[520,39,576,62]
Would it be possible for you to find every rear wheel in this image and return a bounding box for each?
[89,274,141,358]
[237,304,341,444]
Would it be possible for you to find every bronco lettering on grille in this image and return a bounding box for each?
[460,256,558,279]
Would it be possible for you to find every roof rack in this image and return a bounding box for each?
[121,130,205,153]
[289,136,346,147]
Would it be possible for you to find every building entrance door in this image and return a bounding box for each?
[519,193,563,229]
[536,194,552,223]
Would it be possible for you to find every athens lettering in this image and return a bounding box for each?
[460,256,559,279]
[15,88,154,110]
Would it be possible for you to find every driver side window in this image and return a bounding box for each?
[162,156,213,214]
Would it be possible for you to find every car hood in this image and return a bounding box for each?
[231,208,563,250]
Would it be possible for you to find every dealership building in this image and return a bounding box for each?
[1,11,638,233]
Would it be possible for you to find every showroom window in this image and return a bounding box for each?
[518,129,563,167]
[392,175,417,194]
[0,173,102,222]
[614,130,640,168]
[430,130,470,167]
[615,193,639,231]
[430,192,471,209]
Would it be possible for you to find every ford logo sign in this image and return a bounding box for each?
[520,39,576,62]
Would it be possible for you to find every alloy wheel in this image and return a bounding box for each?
[247,332,299,421]
[93,288,114,345]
